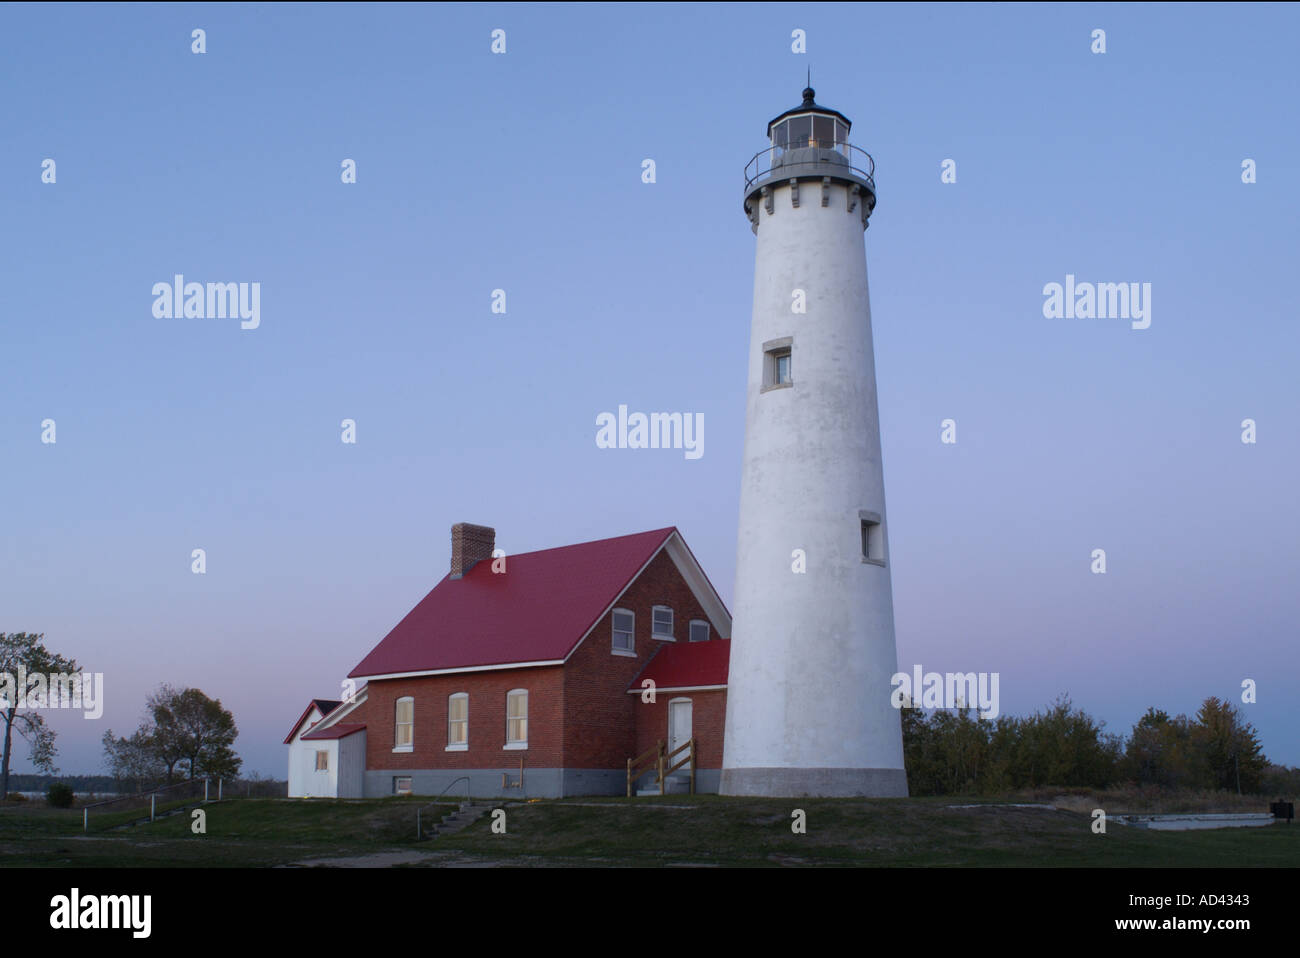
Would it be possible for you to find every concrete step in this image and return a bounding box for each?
[424,803,493,839]
[636,773,692,796]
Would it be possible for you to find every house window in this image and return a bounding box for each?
[689,619,710,642]
[315,750,329,771]
[861,511,885,566]
[652,606,674,640]
[394,696,414,751]
[612,609,635,655]
[505,689,528,748]
[762,338,793,392]
[447,693,468,750]
[393,776,412,796]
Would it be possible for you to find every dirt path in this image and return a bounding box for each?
[283,850,448,868]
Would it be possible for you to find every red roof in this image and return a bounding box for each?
[630,639,730,691]
[283,699,342,744]
[301,722,366,741]
[348,528,679,678]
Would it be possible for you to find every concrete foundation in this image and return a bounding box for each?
[720,767,908,798]
[365,767,722,799]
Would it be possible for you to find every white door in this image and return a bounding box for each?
[668,699,693,772]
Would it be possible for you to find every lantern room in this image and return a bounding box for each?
[768,87,851,156]
[742,86,877,231]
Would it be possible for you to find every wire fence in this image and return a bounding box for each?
[81,777,218,832]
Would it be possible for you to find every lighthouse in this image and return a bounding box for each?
[720,87,908,798]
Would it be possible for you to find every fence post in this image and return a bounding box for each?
[204,779,209,802]
[218,778,223,801]
[83,808,88,832]
[150,794,156,822]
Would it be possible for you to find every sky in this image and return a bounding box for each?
[1,2,1297,778]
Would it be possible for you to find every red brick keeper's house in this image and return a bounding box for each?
[285,524,732,798]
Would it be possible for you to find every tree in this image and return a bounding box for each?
[1194,697,1268,793]
[102,685,243,787]
[147,685,241,782]
[997,696,1120,790]
[0,633,78,799]
[101,727,167,792]
[1124,707,1206,789]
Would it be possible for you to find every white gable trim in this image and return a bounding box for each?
[663,533,732,635]
[309,687,369,733]
[349,660,564,683]
[563,530,733,665]
[625,684,727,694]
[289,706,325,743]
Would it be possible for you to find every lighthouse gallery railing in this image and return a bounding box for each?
[744,142,876,196]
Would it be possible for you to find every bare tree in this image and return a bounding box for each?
[0,632,78,799]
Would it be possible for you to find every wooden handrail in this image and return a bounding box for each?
[626,738,697,796]
[630,741,662,767]
[665,738,695,781]
[626,740,665,797]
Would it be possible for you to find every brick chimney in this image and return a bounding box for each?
[450,523,495,579]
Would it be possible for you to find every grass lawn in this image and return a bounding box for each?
[0,795,1295,868]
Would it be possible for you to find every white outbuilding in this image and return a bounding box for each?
[285,693,368,798]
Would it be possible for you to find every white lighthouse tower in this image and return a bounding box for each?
[720,87,908,798]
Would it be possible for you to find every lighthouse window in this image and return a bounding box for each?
[813,116,833,148]
[787,115,811,148]
[762,338,794,392]
[773,121,789,152]
[861,511,885,566]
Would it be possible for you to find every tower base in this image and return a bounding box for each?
[720,767,909,798]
